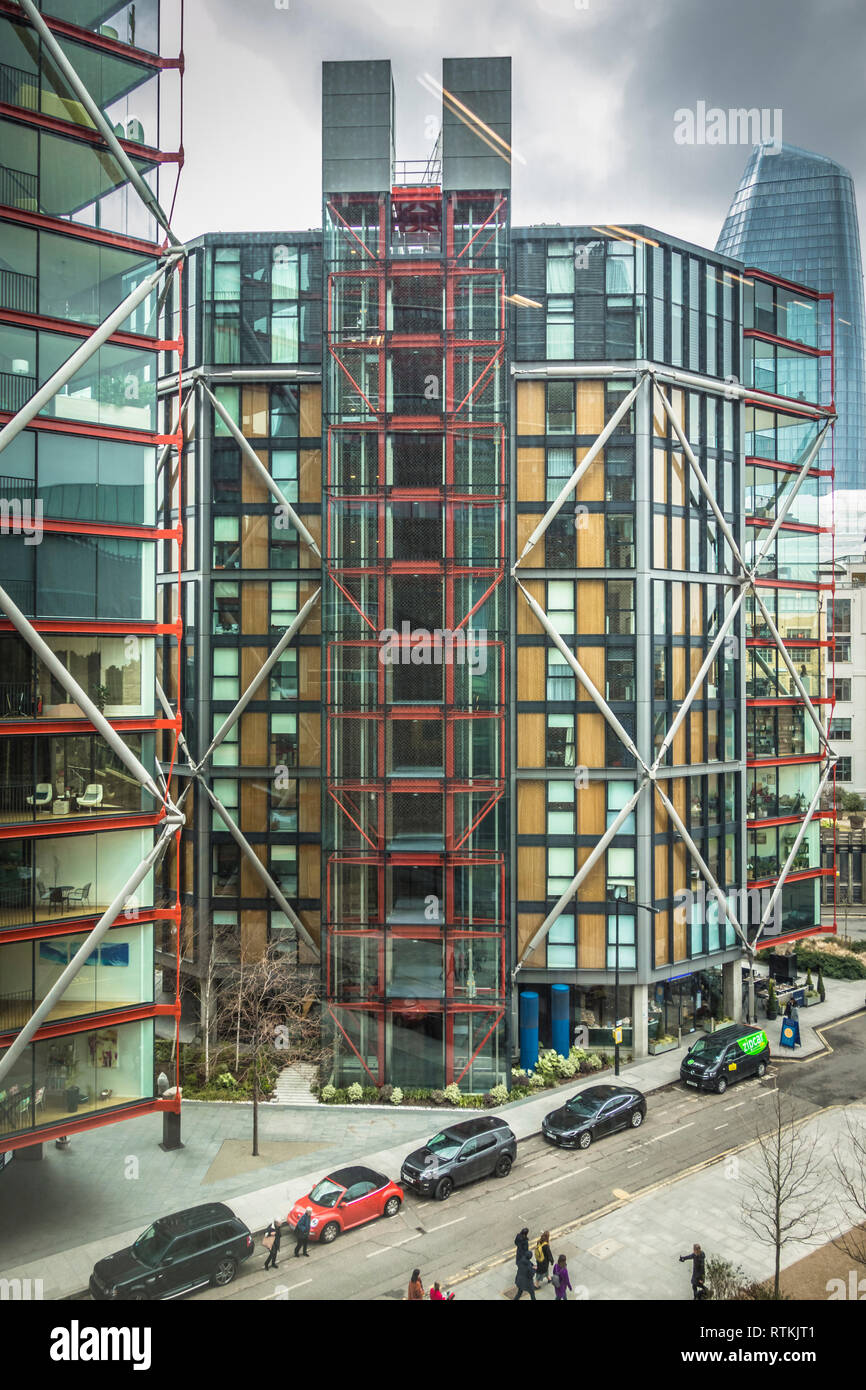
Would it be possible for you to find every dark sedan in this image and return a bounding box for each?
[542,1083,646,1149]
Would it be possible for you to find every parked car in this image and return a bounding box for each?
[286,1165,403,1244]
[542,1083,646,1149]
[680,1024,770,1094]
[400,1115,517,1200]
[89,1202,253,1301]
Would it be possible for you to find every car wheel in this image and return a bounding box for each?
[756,1061,767,1078]
[715,1076,728,1095]
[320,1222,340,1244]
[434,1176,454,1201]
[213,1257,237,1288]
[630,1109,644,1128]
[493,1153,513,1179]
[383,1196,401,1218]
[578,1130,592,1150]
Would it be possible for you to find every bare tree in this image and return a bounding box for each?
[740,1091,828,1298]
[831,1112,866,1269]
[217,943,324,1157]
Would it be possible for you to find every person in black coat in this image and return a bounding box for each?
[514,1228,530,1263]
[679,1243,707,1298]
[294,1207,312,1257]
[513,1250,537,1301]
[263,1218,281,1270]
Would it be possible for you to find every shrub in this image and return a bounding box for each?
[443,1083,462,1105]
[796,945,866,980]
[805,969,814,990]
[216,1071,237,1089]
[378,1084,394,1103]
[487,1083,509,1106]
[431,1089,446,1105]
[706,1255,749,1301]
[569,1048,586,1066]
[347,1082,363,1103]
[529,1072,545,1089]
[817,967,825,1000]
[320,1083,336,1102]
[586,1053,604,1071]
[390,1087,403,1105]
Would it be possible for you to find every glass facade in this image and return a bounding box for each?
[0,0,179,1150]
[717,144,865,526]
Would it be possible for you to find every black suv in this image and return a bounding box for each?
[401,1116,517,1200]
[89,1202,254,1301]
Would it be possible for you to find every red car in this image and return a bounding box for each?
[287,1165,404,1244]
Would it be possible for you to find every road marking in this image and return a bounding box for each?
[724,1101,746,1111]
[611,1188,630,1199]
[426,1216,466,1233]
[265,1279,311,1298]
[626,1161,642,1169]
[508,1166,587,1199]
[714,1123,729,1130]
[646,1122,694,1144]
[754,1088,779,1100]
[366,1232,423,1258]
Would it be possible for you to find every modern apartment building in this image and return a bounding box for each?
[173,58,836,1088]
[0,0,182,1157]
[717,143,866,550]
[821,552,866,910]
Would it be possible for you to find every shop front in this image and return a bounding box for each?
[648,968,723,1043]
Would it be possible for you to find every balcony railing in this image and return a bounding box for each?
[0,165,39,211]
[0,268,38,314]
[0,371,37,414]
[0,62,39,112]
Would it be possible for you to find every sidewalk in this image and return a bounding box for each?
[0,977,862,1300]
[444,1103,866,1301]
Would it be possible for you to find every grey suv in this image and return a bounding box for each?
[401,1116,517,1201]
[89,1202,254,1301]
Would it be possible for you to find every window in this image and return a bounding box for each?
[547,648,574,701]
[830,679,852,702]
[213,248,240,300]
[548,846,575,897]
[829,718,851,741]
[833,638,851,664]
[212,843,239,896]
[837,757,852,782]
[211,778,238,830]
[606,514,634,568]
[213,647,239,700]
[548,913,575,968]
[271,713,298,766]
[271,581,298,630]
[546,447,573,501]
[212,582,239,634]
[607,647,635,701]
[271,450,298,502]
[213,517,239,570]
[546,299,574,359]
[546,242,575,294]
[547,581,575,634]
[271,844,298,897]
[547,713,575,768]
[547,381,575,434]
[606,580,634,635]
[212,714,238,767]
[547,780,575,835]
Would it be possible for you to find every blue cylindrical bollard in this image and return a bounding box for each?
[551,982,570,1057]
[519,990,539,1072]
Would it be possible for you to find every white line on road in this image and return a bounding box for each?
[366,1232,424,1259]
[426,1216,467,1233]
[724,1101,746,1111]
[646,1122,695,1144]
[754,1089,779,1100]
[626,1161,642,1169]
[509,1166,588,1199]
[265,1279,311,1298]
[714,1123,729,1130]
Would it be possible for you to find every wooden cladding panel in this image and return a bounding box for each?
[241,778,268,833]
[241,712,268,765]
[518,846,546,901]
[242,514,268,569]
[299,647,321,701]
[577,512,604,567]
[577,580,604,635]
[517,912,547,970]
[300,843,320,899]
[299,711,321,767]
[575,447,603,503]
[576,846,604,902]
[299,385,322,437]
[516,513,545,568]
[577,711,605,767]
[241,845,267,897]
[241,909,268,961]
[576,780,604,835]
[654,909,670,966]
[517,448,545,502]
[518,713,545,767]
[241,581,268,632]
[517,381,545,435]
[517,580,545,634]
[242,449,271,505]
[299,448,322,504]
[578,913,605,969]
[517,646,545,701]
[299,777,321,832]
[576,381,604,434]
[517,781,545,834]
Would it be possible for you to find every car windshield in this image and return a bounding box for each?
[309,1179,344,1208]
[427,1132,464,1160]
[689,1038,724,1061]
[565,1094,604,1118]
[132,1224,174,1268]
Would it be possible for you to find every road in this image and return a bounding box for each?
[190,1017,866,1301]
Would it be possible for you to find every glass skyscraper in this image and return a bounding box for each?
[717,142,865,544]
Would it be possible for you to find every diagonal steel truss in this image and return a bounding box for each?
[512,367,835,980]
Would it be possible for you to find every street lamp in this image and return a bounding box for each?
[609,887,660,1077]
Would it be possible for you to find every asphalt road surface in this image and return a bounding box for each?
[192,1013,865,1302]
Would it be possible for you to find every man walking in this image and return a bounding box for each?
[679,1243,707,1299]
[294,1206,312,1257]
[513,1250,537,1301]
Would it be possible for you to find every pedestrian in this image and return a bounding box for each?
[408,1268,425,1301]
[514,1226,530,1263]
[784,998,793,1019]
[513,1250,537,1301]
[533,1231,553,1287]
[263,1217,281,1270]
[679,1243,707,1299]
[429,1280,455,1301]
[294,1206,312,1257]
[552,1253,572,1301]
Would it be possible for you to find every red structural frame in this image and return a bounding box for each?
[323,189,509,1086]
[743,269,835,946]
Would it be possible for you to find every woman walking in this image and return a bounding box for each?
[534,1231,553,1288]
[552,1253,572,1301]
[408,1268,425,1301]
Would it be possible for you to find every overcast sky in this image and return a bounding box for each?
[170,0,866,255]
